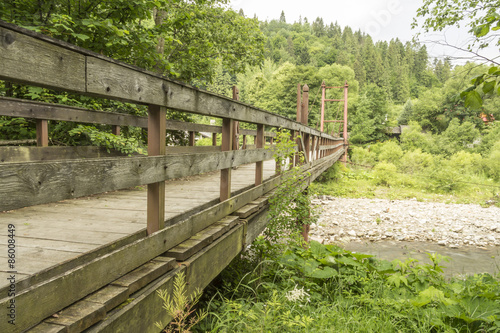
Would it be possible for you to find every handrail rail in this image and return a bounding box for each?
[0,97,279,137]
[0,20,336,139]
[0,19,347,231]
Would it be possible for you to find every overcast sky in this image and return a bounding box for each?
[229,0,498,64]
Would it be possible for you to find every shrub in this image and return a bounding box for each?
[377,140,403,165]
[483,141,500,181]
[350,146,376,167]
[372,162,398,186]
[448,151,483,175]
[400,121,432,152]
[399,149,434,174]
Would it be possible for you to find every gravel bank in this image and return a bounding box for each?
[310,196,500,248]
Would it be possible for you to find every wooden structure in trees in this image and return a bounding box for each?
[320,81,349,164]
[0,20,347,332]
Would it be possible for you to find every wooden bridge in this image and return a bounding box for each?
[0,20,347,332]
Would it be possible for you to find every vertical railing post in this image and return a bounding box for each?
[188,131,195,146]
[232,86,240,151]
[36,119,49,147]
[212,133,217,146]
[147,105,166,235]
[320,81,326,132]
[255,124,264,185]
[295,84,302,167]
[112,125,121,136]
[301,84,310,163]
[242,134,247,149]
[342,81,349,164]
[220,118,233,201]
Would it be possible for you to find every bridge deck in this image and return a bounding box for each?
[0,160,276,290]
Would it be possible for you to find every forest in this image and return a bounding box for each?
[1,1,500,331]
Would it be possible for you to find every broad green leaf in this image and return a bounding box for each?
[482,80,496,94]
[464,90,483,109]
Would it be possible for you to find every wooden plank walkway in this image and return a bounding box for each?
[0,160,276,290]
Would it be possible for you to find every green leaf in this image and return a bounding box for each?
[306,266,338,279]
[482,80,496,94]
[488,66,498,74]
[464,90,483,109]
[72,33,90,41]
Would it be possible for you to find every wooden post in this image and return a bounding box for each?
[320,81,326,132]
[255,124,264,185]
[295,84,302,166]
[112,125,120,136]
[220,117,233,201]
[242,135,247,149]
[301,84,310,163]
[212,133,217,146]
[342,81,349,164]
[147,105,166,235]
[36,119,49,147]
[232,86,240,151]
[188,131,195,146]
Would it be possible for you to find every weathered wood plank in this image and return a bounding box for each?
[0,146,126,163]
[0,97,278,137]
[0,26,86,92]
[165,216,239,260]
[319,143,343,151]
[88,225,244,333]
[0,148,275,211]
[233,204,259,219]
[0,97,148,127]
[84,285,129,313]
[0,22,338,139]
[26,322,66,333]
[44,300,106,333]
[0,172,281,332]
[111,257,176,295]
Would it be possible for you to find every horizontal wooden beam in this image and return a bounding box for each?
[0,174,281,332]
[0,98,277,138]
[0,21,336,140]
[319,143,343,151]
[0,148,275,211]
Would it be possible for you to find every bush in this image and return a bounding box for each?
[400,121,432,152]
[350,146,376,167]
[448,151,483,175]
[377,141,403,165]
[483,141,500,181]
[399,149,434,174]
[372,162,398,186]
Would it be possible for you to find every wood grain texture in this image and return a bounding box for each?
[0,23,338,139]
[0,149,274,211]
[0,27,85,92]
[0,146,126,163]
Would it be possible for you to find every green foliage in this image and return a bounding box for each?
[413,0,500,108]
[0,0,264,83]
[372,162,398,187]
[350,146,377,167]
[68,125,146,155]
[400,121,433,152]
[197,240,500,332]
[156,271,206,333]
[399,149,434,174]
[377,141,404,165]
[0,117,36,140]
[349,84,389,143]
[265,130,315,246]
[398,98,414,125]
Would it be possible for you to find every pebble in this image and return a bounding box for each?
[310,197,500,248]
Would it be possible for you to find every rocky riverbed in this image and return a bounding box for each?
[310,196,500,249]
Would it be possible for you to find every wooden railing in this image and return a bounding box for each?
[0,19,348,332]
[0,20,345,227]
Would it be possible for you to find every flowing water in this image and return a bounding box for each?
[342,240,500,278]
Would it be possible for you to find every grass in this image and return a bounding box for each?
[310,166,500,207]
[194,241,500,333]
